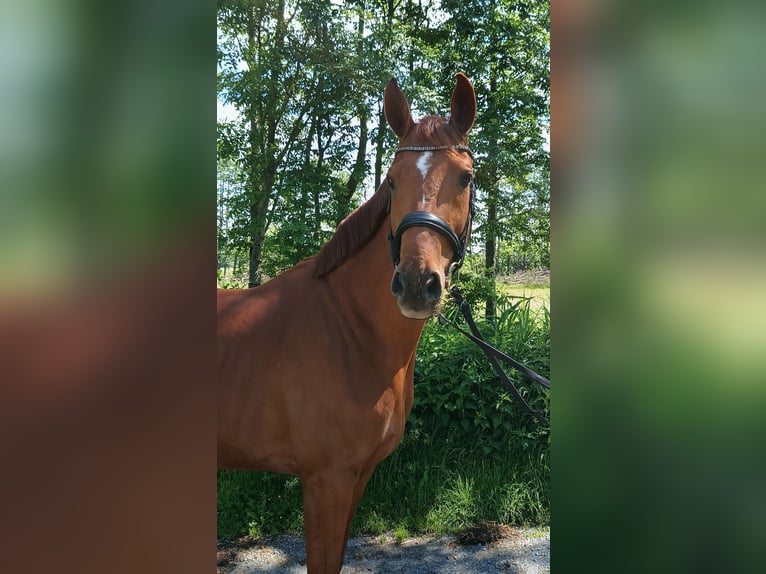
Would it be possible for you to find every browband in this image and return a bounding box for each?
[395,145,473,160]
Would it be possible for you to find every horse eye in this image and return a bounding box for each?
[459,173,473,188]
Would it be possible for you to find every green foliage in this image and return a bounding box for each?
[413,290,550,461]
[493,174,551,272]
[217,0,550,283]
[393,524,410,544]
[425,475,478,532]
[353,424,549,536]
[216,267,247,290]
[217,470,304,539]
[450,255,497,306]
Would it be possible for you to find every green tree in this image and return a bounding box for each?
[428,0,550,318]
[218,0,391,284]
[217,0,549,290]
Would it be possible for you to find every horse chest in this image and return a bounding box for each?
[364,371,413,463]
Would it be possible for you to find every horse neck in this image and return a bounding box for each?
[326,221,426,354]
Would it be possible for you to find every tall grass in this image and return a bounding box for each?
[217,287,550,539]
[218,436,549,539]
[353,421,549,537]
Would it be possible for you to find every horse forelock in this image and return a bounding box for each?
[406,115,466,146]
[313,180,390,278]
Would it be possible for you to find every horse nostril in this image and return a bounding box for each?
[391,271,405,298]
[425,272,442,302]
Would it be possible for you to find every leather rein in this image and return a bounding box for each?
[386,145,476,274]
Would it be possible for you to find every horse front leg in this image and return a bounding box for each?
[342,465,375,545]
[301,468,360,574]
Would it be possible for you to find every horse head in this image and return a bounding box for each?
[384,73,477,319]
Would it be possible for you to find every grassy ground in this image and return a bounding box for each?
[351,431,549,538]
[500,285,550,315]
[497,270,550,315]
[217,433,549,539]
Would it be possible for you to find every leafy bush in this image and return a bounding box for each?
[413,291,550,460]
[449,255,497,305]
[217,471,304,538]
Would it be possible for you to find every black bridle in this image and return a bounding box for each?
[386,145,476,273]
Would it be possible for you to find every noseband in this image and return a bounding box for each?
[387,145,476,273]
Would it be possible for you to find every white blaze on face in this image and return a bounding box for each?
[416,151,433,203]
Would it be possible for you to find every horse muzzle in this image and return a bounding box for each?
[390,264,445,319]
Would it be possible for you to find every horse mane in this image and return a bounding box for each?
[412,115,461,144]
[314,179,390,277]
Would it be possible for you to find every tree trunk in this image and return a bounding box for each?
[485,45,499,321]
[314,109,324,245]
[248,164,274,287]
[374,102,385,190]
[336,5,368,223]
[340,106,368,224]
[374,0,397,191]
[246,0,286,287]
[484,173,498,322]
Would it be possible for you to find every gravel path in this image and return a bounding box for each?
[218,526,549,574]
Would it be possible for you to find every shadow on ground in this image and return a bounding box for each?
[218,526,550,574]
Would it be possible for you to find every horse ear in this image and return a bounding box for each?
[384,77,414,139]
[449,73,476,138]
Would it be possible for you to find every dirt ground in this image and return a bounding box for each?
[218,523,550,574]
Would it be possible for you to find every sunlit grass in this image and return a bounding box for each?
[497,283,550,315]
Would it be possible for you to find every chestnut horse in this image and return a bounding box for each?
[218,73,477,573]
